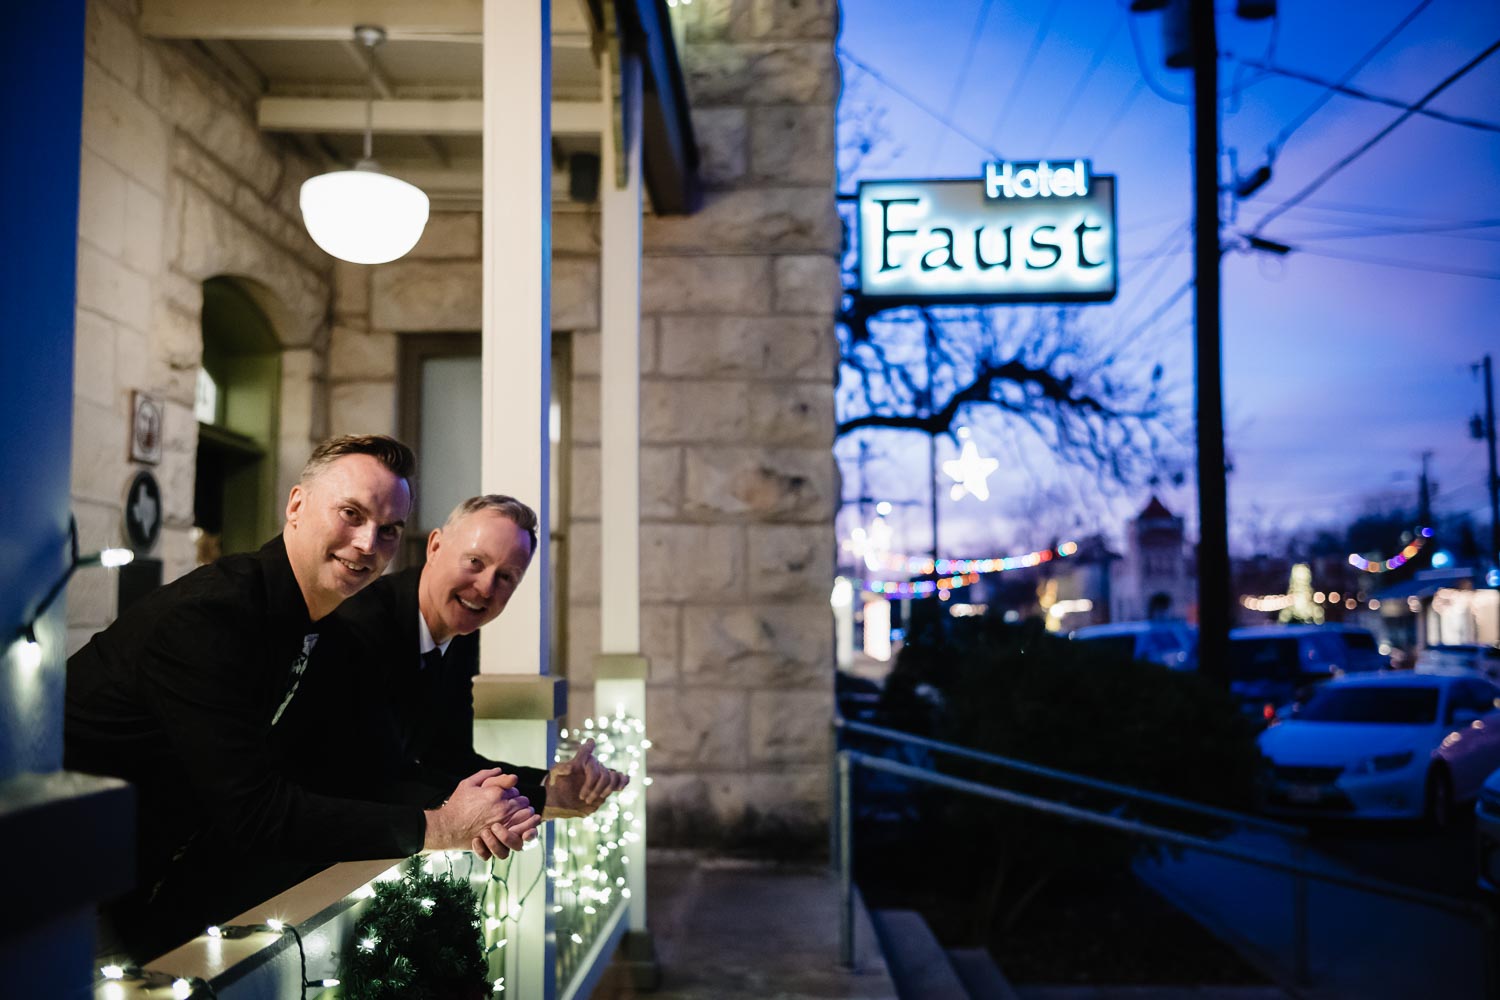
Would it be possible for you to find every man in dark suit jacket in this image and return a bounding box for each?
[65,437,541,959]
[336,494,627,848]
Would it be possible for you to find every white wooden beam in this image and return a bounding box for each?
[142,0,482,41]
[257,97,603,137]
[144,0,595,47]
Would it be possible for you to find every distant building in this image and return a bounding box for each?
[1112,496,1196,623]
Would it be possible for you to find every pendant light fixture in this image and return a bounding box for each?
[299,25,430,265]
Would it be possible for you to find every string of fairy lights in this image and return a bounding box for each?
[549,715,648,989]
[98,714,650,998]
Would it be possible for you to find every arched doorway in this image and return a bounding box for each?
[194,277,281,562]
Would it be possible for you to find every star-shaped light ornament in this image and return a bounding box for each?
[942,430,999,502]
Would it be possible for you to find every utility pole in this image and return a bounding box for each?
[925,318,940,562]
[1418,449,1434,527]
[1475,355,1499,575]
[1189,0,1231,683]
[1475,355,1500,638]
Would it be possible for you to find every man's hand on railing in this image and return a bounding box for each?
[540,738,631,820]
[422,768,541,855]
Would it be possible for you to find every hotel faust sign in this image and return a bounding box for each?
[857,160,1117,305]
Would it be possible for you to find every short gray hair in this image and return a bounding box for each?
[443,495,539,552]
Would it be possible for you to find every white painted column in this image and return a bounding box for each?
[599,50,643,658]
[478,4,555,995]
[594,46,653,945]
[481,0,552,679]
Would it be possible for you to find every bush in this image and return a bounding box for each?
[877,614,1262,937]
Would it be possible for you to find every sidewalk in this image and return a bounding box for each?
[1138,830,1489,999]
[597,850,898,1000]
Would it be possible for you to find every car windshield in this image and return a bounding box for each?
[1075,635,1136,661]
[1295,685,1439,724]
[1228,637,1301,681]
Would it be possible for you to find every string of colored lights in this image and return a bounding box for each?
[852,541,1081,598]
[1347,527,1432,572]
[858,571,982,598]
[863,540,1080,577]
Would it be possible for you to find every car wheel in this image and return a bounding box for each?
[1425,767,1454,830]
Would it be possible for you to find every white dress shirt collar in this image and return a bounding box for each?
[417,610,453,661]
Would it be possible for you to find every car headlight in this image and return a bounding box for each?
[1352,751,1414,774]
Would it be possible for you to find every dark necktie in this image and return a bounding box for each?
[270,632,319,727]
[421,647,444,673]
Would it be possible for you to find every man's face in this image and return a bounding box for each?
[419,510,535,643]
[283,453,412,618]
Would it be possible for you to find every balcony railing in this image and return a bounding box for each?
[96,711,648,1000]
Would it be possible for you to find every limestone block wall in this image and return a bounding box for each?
[68,0,332,654]
[620,0,841,847]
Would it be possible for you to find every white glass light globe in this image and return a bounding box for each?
[299,163,430,265]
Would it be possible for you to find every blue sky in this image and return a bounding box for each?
[836,0,1500,559]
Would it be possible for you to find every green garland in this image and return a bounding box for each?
[340,862,490,999]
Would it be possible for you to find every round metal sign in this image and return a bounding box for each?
[124,470,163,552]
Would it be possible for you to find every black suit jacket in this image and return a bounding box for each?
[65,536,426,955]
[334,567,549,808]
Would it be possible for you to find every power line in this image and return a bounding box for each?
[1088,78,1146,157]
[925,0,997,172]
[1225,53,1500,136]
[1274,219,1500,243]
[1039,7,1127,151]
[1110,278,1196,359]
[1290,245,1500,281]
[1112,222,1192,331]
[987,0,1063,145]
[837,47,1004,160]
[1251,36,1500,235]
[1283,199,1500,225]
[1264,0,1433,161]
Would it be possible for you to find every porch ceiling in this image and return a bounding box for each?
[141,0,605,211]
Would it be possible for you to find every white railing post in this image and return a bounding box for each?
[596,34,656,984]
[473,677,566,998]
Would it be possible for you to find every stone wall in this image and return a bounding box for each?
[69,0,331,654]
[623,0,842,847]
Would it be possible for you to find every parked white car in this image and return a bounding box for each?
[1069,620,1197,670]
[1258,671,1500,825]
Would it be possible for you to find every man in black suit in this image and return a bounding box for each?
[336,494,628,852]
[65,436,541,959]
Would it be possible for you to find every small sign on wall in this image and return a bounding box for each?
[124,470,162,552]
[130,391,163,464]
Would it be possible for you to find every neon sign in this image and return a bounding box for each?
[857,160,1117,305]
[985,159,1091,200]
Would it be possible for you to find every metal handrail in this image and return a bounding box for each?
[836,716,1307,837]
[835,748,1498,995]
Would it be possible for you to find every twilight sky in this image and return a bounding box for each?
[835,0,1500,561]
